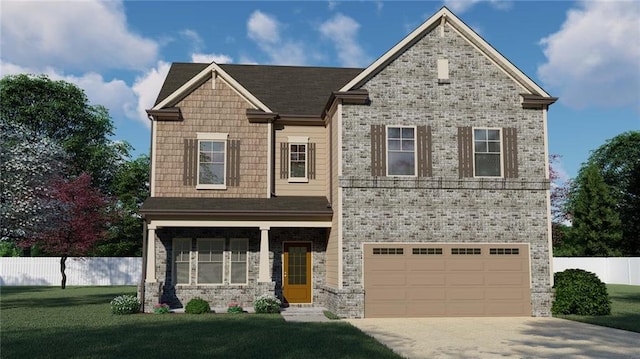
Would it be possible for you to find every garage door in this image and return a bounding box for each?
[364,243,531,317]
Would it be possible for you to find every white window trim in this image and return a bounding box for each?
[287,136,309,183]
[229,238,249,285]
[196,238,225,286]
[196,132,228,190]
[173,238,191,286]
[472,127,504,178]
[385,125,417,177]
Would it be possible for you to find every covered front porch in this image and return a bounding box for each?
[139,197,332,312]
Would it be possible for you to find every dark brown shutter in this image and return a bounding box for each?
[226,139,240,186]
[183,139,198,186]
[502,128,518,178]
[308,143,316,180]
[458,127,473,178]
[280,142,289,179]
[417,125,432,177]
[371,125,386,176]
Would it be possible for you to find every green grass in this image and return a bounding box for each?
[556,284,640,333]
[1,286,401,359]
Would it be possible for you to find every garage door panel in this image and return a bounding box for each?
[407,259,446,271]
[407,287,446,300]
[485,273,528,285]
[367,260,406,271]
[486,288,529,300]
[447,273,484,285]
[406,273,446,285]
[448,288,486,300]
[447,259,484,271]
[486,259,526,271]
[368,273,408,286]
[364,244,531,318]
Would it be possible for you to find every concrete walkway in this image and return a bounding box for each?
[345,317,640,359]
[280,306,330,322]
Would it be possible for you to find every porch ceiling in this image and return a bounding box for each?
[141,196,333,221]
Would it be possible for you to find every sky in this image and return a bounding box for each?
[1,0,639,181]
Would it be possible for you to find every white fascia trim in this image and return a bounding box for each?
[287,136,309,143]
[197,132,228,140]
[148,220,332,230]
[267,122,273,198]
[152,62,272,112]
[337,102,344,289]
[339,7,551,98]
[150,119,157,196]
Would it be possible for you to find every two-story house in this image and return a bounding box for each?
[140,7,557,318]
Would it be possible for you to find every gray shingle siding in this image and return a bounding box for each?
[336,23,552,317]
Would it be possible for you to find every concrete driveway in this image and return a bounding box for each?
[345,317,640,359]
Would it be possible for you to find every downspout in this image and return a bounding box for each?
[140,220,148,311]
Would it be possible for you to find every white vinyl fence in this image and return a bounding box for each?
[553,257,640,285]
[0,257,142,286]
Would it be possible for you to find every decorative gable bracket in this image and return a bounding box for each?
[520,94,558,110]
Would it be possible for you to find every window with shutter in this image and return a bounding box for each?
[387,126,416,176]
[184,133,240,188]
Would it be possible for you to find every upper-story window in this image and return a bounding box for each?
[387,126,416,176]
[473,128,501,177]
[197,132,228,189]
[286,136,310,183]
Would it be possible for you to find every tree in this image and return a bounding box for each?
[568,163,622,256]
[585,131,640,255]
[18,174,112,288]
[0,121,68,243]
[549,154,571,224]
[0,74,130,193]
[94,155,150,256]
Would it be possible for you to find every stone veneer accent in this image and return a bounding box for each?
[335,22,553,317]
[142,227,327,312]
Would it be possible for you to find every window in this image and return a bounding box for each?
[197,238,224,284]
[373,248,404,255]
[173,238,191,285]
[387,126,416,176]
[230,238,248,284]
[413,248,443,255]
[490,248,520,255]
[451,248,481,255]
[473,128,501,177]
[174,237,248,285]
[197,133,228,189]
[287,136,309,182]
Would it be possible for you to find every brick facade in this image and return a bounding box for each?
[334,22,553,317]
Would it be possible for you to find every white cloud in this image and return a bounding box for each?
[444,0,512,13]
[538,1,640,109]
[246,11,307,65]
[319,14,371,68]
[0,0,158,71]
[132,61,172,127]
[248,10,281,44]
[191,53,233,64]
[181,29,205,52]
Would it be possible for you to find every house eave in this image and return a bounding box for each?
[520,94,559,109]
[146,107,183,121]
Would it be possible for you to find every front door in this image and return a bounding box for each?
[283,242,312,304]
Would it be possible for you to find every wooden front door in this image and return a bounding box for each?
[283,242,312,304]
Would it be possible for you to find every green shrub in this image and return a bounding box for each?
[253,294,281,314]
[227,302,244,314]
[552,269,611,316]
[110,295,140,315]
[185,297,211,314]
[323,310,340,320]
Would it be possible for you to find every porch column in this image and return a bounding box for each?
[146,227,157,283]
[258,226,271,282]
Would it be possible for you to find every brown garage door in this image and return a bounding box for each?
[364,243,531,317]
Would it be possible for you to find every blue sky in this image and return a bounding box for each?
[2,0,638,180]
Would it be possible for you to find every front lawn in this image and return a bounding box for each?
[0,286,401,359]
[556,284,640,333]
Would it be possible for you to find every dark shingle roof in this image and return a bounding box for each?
[154,63,363,116]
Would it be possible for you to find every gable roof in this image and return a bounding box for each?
[340,7,553,99]
[154,63,363,117]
